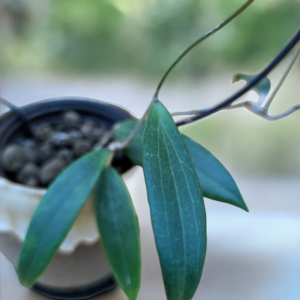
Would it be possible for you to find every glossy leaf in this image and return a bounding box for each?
[143,101,207,300]
[95,167,141,300]
[114,120,144,166]
[182,136,248,212]
[114,120,247,211]
[18,149,110,287]
[232,73,271,103]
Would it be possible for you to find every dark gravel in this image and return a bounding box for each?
[1,110,107,187]
[1,145,25,173]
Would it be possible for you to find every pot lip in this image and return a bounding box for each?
[0,175,46,192]
[0,176,99,255]
[2,95,135,120]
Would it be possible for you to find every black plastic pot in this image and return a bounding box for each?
[0,97,135,299]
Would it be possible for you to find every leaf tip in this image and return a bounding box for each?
[122,279,140,300]
[242,204,249,213]
[237,198,249,212]
[232,72,245,83]
[17,269,35,289]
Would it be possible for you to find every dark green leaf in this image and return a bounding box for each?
[18,149,110,287]
[114,120,247,211]
[182,136,248,212]
[114,120,144,166]
[143,101,207,300]
[95,167,141,300]
[232,73,271,102]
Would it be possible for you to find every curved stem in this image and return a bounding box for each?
[176,28,300,127]
[264,44,300,109]
[153,0,255,100]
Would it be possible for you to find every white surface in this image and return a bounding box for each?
[1,169,299,300]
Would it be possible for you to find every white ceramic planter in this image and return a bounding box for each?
[0,97,135,298]
[0,176,112,289]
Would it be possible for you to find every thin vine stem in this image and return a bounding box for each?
[110,0,256,152]
[263,44,300,110]
[153,0,255,100]
[0,96,32,134]
[176,28,300,126]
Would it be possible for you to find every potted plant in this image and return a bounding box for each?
[0,0,299,299]
[0,97,136,298]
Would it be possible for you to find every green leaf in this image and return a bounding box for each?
[95,167,141,300]
[114,120,247,211]
[18,149,110,287]
[182,136,248,212]
[232,73,271,103]
[143,101,207,300]
[114,119,144,166]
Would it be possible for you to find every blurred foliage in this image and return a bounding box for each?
[0,0,299,76]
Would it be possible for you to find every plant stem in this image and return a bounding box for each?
[108,98,156,151]
[109,0,255,151]
[263,44,300,110]
[105,150,116,167]
[176,28,300,126]
[153,0,255,100]
[0,96,32,134]
[0,96,27,121]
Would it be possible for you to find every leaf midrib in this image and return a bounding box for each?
[160,125,186,298]
[24,153,104,284]
[157,124,174,289]
[106,174,133,292]
[161,122,202,298]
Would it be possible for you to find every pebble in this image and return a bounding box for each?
[17,163,39,184]
[68,129,83,144]
[50,132,71,147]
[39,141,54,162]
[62,111,81,129]
[57,148,74,164]
[39,158,66,186]
[80,123,104,142]
[73,139,91,157]
[91,126,104,142]
[22,139,40,163]
[80,123,94,138]
[1,145,25,172]
[33,124,53,142]
[24,177,39,187]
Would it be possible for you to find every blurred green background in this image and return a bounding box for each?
[0,0,299,175]
[0,0,298,75]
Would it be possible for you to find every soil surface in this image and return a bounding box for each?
[0,110,109,187]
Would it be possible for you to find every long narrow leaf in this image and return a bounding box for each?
[182,136,248,211]
[18,149,110,287]
[143,101,207,300]
[95,167,141,300]
[114,120,247,211]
